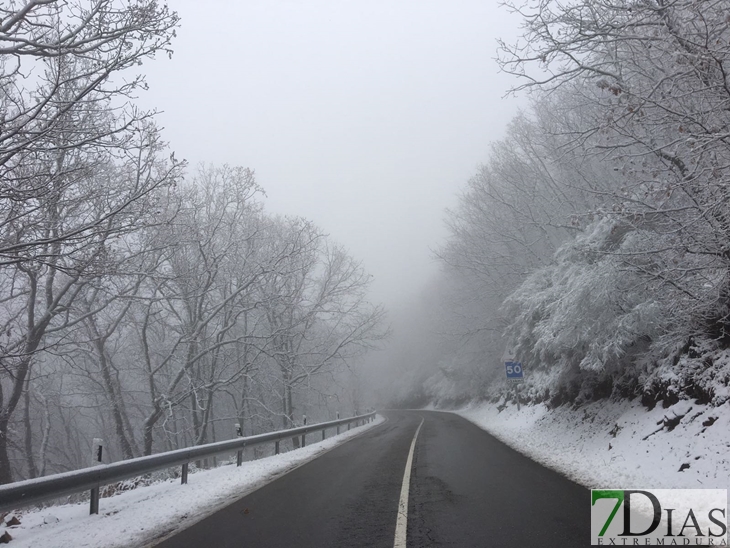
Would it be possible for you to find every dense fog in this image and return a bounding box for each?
[2,0,730,490]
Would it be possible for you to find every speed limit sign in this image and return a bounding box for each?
[505,360,524,383]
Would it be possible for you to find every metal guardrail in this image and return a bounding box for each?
[0,411,377,515]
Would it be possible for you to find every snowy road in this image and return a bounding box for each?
[154,410,588,547]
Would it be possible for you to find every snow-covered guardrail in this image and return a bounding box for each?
[0,411,377,515]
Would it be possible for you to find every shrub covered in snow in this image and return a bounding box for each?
[500,215,730,408]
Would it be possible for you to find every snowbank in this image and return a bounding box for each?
[454,399,729,492]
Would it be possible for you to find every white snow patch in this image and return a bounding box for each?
[1,416,384,548]
[453,400,729,507]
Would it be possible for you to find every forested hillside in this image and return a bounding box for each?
[408,0,730,412]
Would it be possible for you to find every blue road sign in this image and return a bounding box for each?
[505,361,524,382]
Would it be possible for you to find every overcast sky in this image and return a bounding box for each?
[139,0,525,308]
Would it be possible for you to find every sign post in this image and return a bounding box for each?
[503,346,524,411]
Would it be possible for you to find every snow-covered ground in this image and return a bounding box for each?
[453,399,729,510]
[0,416,384,548]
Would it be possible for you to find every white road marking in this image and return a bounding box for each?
[393,417,424,548]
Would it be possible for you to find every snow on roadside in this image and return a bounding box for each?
[453,399,730,495]
[2,416,384,548]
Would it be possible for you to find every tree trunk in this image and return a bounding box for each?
[93,335,136,460]
[143,408,162,456]
[285,382,300,449]
[0,338,45,484]
[23,377,38,479]
[0,415,11,485]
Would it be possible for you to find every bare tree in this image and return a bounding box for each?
[0,0,179,260]
[502,2,730,335]
[256,218,387,436]
[133,165,272,454]
[0,114,179,484]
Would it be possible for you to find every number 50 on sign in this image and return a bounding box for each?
[505,361,524,383]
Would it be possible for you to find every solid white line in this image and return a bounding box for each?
[393,417,424,548]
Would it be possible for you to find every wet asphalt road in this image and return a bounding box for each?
[154,410,588,547]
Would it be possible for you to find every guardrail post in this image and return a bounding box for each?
[235,423,244,466]
[336,411,340,435]
[90,486,99,515]
[181,462,189,484]
[275,440,280,455]
[347,421,350,431]
[322,428,326,441]
[301,415,307,447]
[89,438,103,515]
